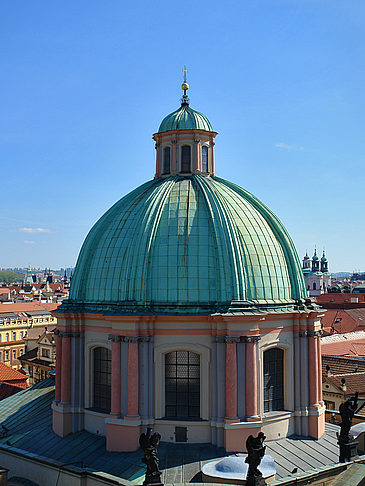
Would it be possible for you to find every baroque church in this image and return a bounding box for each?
[52,75,325,452]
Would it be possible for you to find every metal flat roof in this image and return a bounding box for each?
[24,310,52,317]
[0,313,18,320]
[0,379,352,483]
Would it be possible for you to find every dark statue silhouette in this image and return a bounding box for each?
[245,432,267,485]
[139,428,163,486]
[338,392,360,463]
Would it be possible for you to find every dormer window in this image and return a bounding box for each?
[202,146,208,172]
[181,145,191,173]
[163,147,170,175]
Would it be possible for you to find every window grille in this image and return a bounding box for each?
[163,147,170,174]
[181,146,191,173]
[93,347,111,413]
[165,350,200,418]
[202,146,208,172]
[264,348,284,412]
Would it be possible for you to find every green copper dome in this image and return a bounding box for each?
[158,105,213,133]
[68,175,307,314]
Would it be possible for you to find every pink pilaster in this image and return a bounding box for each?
[111,337,121,416]
[308,333,319,407]
[317,334,323,405]
[194,140,199,171]
[60,335,71,404]
[172,141,177,173]
[126,341,139,417]
[55,334,62,402]
[245,336,260,420]
[155,142,161,175]
[211,140,215,173]
[225,339,238,419]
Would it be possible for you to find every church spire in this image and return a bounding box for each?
[181,65,190,106]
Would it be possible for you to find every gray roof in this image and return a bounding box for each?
[0,379,357,483]
[24,310,52,317]
[0,312,18,320]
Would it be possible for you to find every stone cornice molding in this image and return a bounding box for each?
[108,335,152,343]
[299,330,323,338]
[59,331,80,338]
[215,335,261,343]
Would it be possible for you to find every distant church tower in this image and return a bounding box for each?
[303,248,331,297]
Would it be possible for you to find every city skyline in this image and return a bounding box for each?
[1,1,365,272]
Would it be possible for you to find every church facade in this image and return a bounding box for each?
[52,79,325,452]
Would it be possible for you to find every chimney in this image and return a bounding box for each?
[326,364,332,377]
[341,378,347,392]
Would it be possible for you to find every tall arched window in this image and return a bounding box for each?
[202,146,208,172]
[163,147,170,174]
[93,347,111,413]
[313,282,317,290]
[264,348,284,412]
[165,350,200,418]
[181,145,191,173]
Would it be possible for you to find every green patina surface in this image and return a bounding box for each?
[68,174,307,313]
[158,105,213,133]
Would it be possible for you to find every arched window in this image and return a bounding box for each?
[93,347,111,413]
[163,147,170,174]
[313,282,317,290]
[181,145,191,173]
[202,146,208,172]
[5,333,9,342]
[165,350,200,418]
[264,348,284,412]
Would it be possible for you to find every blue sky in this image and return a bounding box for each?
[1,1,364,273]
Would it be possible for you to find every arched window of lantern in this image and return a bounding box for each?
[181,145,191,173]
[163,146,171,175]
[263,347,284,412]
[92,347,111,413]
[165,350,200,418]
[202,146,208,172]
[313,282,317,290]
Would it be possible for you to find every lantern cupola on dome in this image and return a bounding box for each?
[153,66,217,177]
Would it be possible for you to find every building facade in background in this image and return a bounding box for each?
[0,303,58,369]
[302,249,331,297]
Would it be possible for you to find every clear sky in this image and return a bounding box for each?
[1,1,364,273]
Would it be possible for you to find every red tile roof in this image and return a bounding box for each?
[325,372,365,395]
[321,338,365,356]
[0,302,59,314]
[0,362,29,385]
[322,355,365,378]
[321,309,364,334]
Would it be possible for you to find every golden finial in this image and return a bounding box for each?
[181,65,190,105]
[182,65,189,91]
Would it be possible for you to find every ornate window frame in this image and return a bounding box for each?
[85,340,112,412]
[259,341,292,415]
[154,342,210,420]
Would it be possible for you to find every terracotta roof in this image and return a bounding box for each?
[321,309,365,334]
[0,302,59,315]
[321,340,365,356]
[0,289,10,294]
[325,372,365,395]
[322,355,365,378]
[0,362,29,383]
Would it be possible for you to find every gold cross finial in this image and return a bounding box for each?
[183,65,188,83]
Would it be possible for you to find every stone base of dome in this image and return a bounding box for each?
[57,298,319,317]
